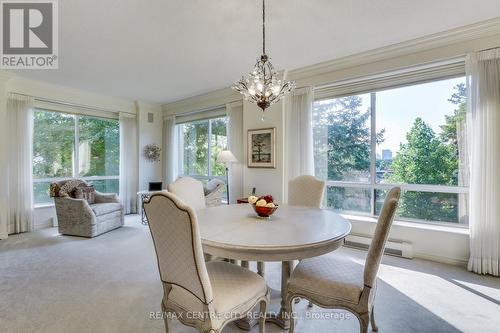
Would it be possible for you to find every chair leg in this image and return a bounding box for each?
[163,316,169,333]
[359,313,369,333]
[259,299,267,333]
[307,300,313,308]
[370,305,378,332]
[257,261,265,277]
[241,260,249,268]
[161,302,169,333]
[287,296,296,333]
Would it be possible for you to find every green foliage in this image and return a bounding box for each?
[385,83,467,222]
[33,111,75,178]
[313,95,384,181]
[182,117,227,177]
[388,118,456,186]
[32,110,120,203]
[78,116,120,177]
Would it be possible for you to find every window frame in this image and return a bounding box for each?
[314,67,469,228]
[32,109,120,206]
[177,116,228,182]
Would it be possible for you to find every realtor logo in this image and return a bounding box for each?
[1,0,58,69]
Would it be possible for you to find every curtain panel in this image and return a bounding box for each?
[6,94,34,234]
[227,102,244,203]
[466,48,500,276]
[284,87,315,200]
[163,115,177,186]
[119,114,139,214]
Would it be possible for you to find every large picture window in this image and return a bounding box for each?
[33,109,120,204]
[313,75,468,225]
[177,116,228,181]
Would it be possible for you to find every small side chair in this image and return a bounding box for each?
[288,175,326,208]
[286,187,401,333]
[144,192,269,333]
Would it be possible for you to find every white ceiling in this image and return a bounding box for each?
[8,0,500,104]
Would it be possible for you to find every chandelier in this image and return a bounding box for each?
[232,0,295,112]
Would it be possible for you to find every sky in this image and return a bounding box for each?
[371,77,465,155]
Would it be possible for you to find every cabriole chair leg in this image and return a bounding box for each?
[359,313,369,333]
[259,300,267,333]
[370,305,378,332]
[287,296,296,333]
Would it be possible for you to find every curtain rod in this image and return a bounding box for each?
[10,92,135,116]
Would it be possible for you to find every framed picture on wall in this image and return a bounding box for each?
[247,127,276,168]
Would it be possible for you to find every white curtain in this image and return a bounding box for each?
[163,115,177,186]
[227,101,244,203]
[285,86,314,190]
[6,94,34,234]
[119,114,138,214]
[466,48,500,276]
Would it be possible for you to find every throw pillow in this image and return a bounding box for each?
[74,185,96,204]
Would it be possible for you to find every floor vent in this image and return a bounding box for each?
[344,234,413,259]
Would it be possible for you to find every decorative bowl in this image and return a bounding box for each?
[251,203,279,218]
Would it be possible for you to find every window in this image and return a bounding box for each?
[33,110,120,205]
[178,116,228,181]
[313,75,468,225]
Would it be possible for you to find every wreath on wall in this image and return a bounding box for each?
[143,144,161,162]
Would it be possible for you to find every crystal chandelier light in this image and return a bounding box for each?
[232,0,295,113]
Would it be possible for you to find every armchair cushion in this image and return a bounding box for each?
[90,203,122,217]
[288,255,365,304]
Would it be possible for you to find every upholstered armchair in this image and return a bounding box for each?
[286,187,401,333]
[50,179,124,238]
[168,177,206,210]
[204,178,226,207]
[144,192,269,333]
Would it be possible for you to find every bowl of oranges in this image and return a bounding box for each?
[248,195,278,218]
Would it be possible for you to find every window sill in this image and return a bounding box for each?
[34,203,55,209]
[340,213,470,235]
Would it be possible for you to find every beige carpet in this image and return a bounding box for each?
[1,215,499,333]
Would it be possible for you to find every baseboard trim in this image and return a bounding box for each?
[0,232,8,240]
[413,252,468,267]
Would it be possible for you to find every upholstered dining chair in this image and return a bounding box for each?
[144,192,269,333]
[288,175,326,208]
[286,175,326,307]
[285,187,401,333]
[168,177,206,210]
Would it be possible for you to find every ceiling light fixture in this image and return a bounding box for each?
[232,0,295,115]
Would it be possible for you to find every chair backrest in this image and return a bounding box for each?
[364,187,400,288]
[288,175,326,208]
[144,192,213,305]
[206,178,225,194]
[168,177,206,210]
[50,179,89,198]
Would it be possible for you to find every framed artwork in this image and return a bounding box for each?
[247,127,276,168]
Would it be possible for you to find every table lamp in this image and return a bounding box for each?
[217,150,238,204]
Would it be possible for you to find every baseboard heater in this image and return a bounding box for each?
[344,234,413,259]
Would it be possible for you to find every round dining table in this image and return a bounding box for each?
[197,203,352,330]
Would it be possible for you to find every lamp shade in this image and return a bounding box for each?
[217,150,238,164]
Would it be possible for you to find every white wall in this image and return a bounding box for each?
[242,101,286,203]
[136,102,163,191]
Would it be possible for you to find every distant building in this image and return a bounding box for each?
[382,149,393,160]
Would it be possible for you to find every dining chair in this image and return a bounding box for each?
[287,175,326,306]
[288,175,326,208]
[285,187,401,333]
[168,176,206,210]
[144,192,269,333]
